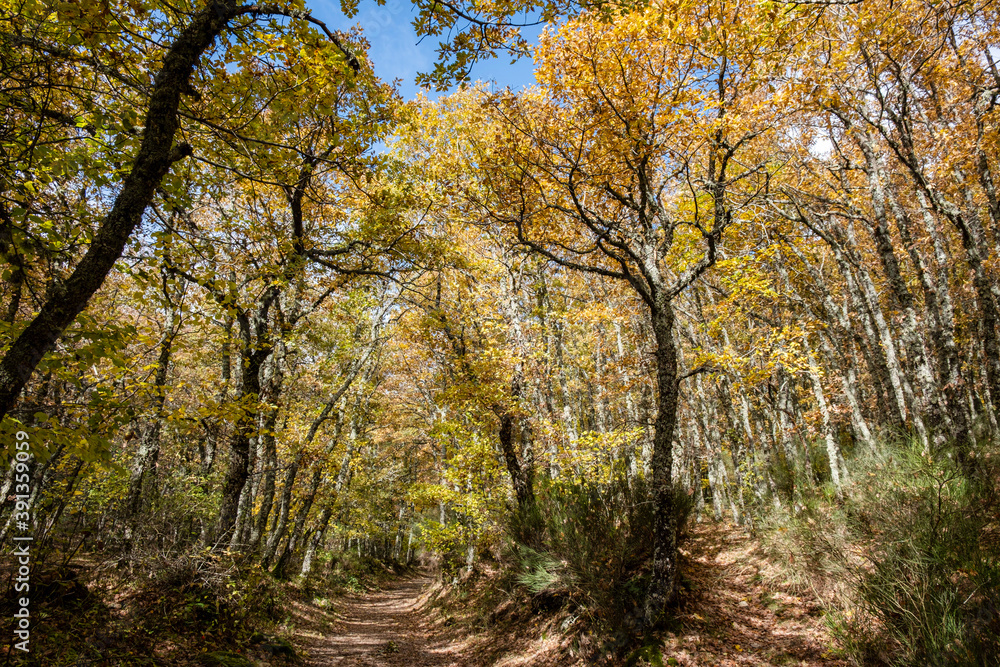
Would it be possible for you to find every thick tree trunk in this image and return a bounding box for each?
[0,1,252,419]
[216,345,268,544]
[644,299,680,624]
[230,452,255,550]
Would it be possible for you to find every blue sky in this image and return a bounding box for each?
[309,0,540,100]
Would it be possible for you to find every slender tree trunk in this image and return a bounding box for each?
[273,467,322,573]
[803,337,844,490]
[898,190,970,444]
[890,117,1000,432]
[264,397,346,565]
[553,321,578,446]
[780,242,891,436]
[124,290,179,534]
[250,339,288,551]
[262,449,304,567]
[817,334,876,452]
[297,434,358,577]
[952,201,1000,427]
[38,458,86,547]
[249,408,278,551]
[861,141,942,445]
[0,443,65,543]
[299,503,334,578]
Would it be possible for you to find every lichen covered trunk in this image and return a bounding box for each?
[644,298,680,624]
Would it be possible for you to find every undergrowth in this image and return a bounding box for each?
[504,475,694,640]
[1,550,297,666]
[762,438,1000,666]
[318,551,412,595]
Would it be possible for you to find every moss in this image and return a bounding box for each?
[194,651,253,667]
[261,637,298,659]
[625,643,665,667]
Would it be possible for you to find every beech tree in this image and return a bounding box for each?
[3,3,999,660]
[0,0,595,426]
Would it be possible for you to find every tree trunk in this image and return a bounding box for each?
[299,503,334,578]
[216,345,268,544]
[0,0,252,419]
[124,290,179,533]
[803,337,844,489]
[644,298,680,624]
[861,141,941,445]
[249,407,279,551]
[899,190,970,444]
[286,416,359,576]
[496,384,535,512]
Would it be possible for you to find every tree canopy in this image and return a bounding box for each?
[2,0,999,662]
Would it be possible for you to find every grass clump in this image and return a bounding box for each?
[763,438,1000,666]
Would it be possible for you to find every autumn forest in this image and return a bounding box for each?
[1,0,999,665]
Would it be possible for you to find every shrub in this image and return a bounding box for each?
[506,475,694,633]
[134,551,286,642]
[324,552,394,593]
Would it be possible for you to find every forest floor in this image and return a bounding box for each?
[662,521,849,666]
[284,522,849,667]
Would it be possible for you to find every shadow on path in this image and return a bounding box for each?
[292,573,472,666]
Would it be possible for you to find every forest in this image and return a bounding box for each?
[1,0,999,665]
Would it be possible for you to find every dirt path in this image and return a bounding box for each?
[292,573,473,667]
[287,524,846,667]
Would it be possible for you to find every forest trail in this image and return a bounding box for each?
[283,523,847,667]
[291,572,473,667]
